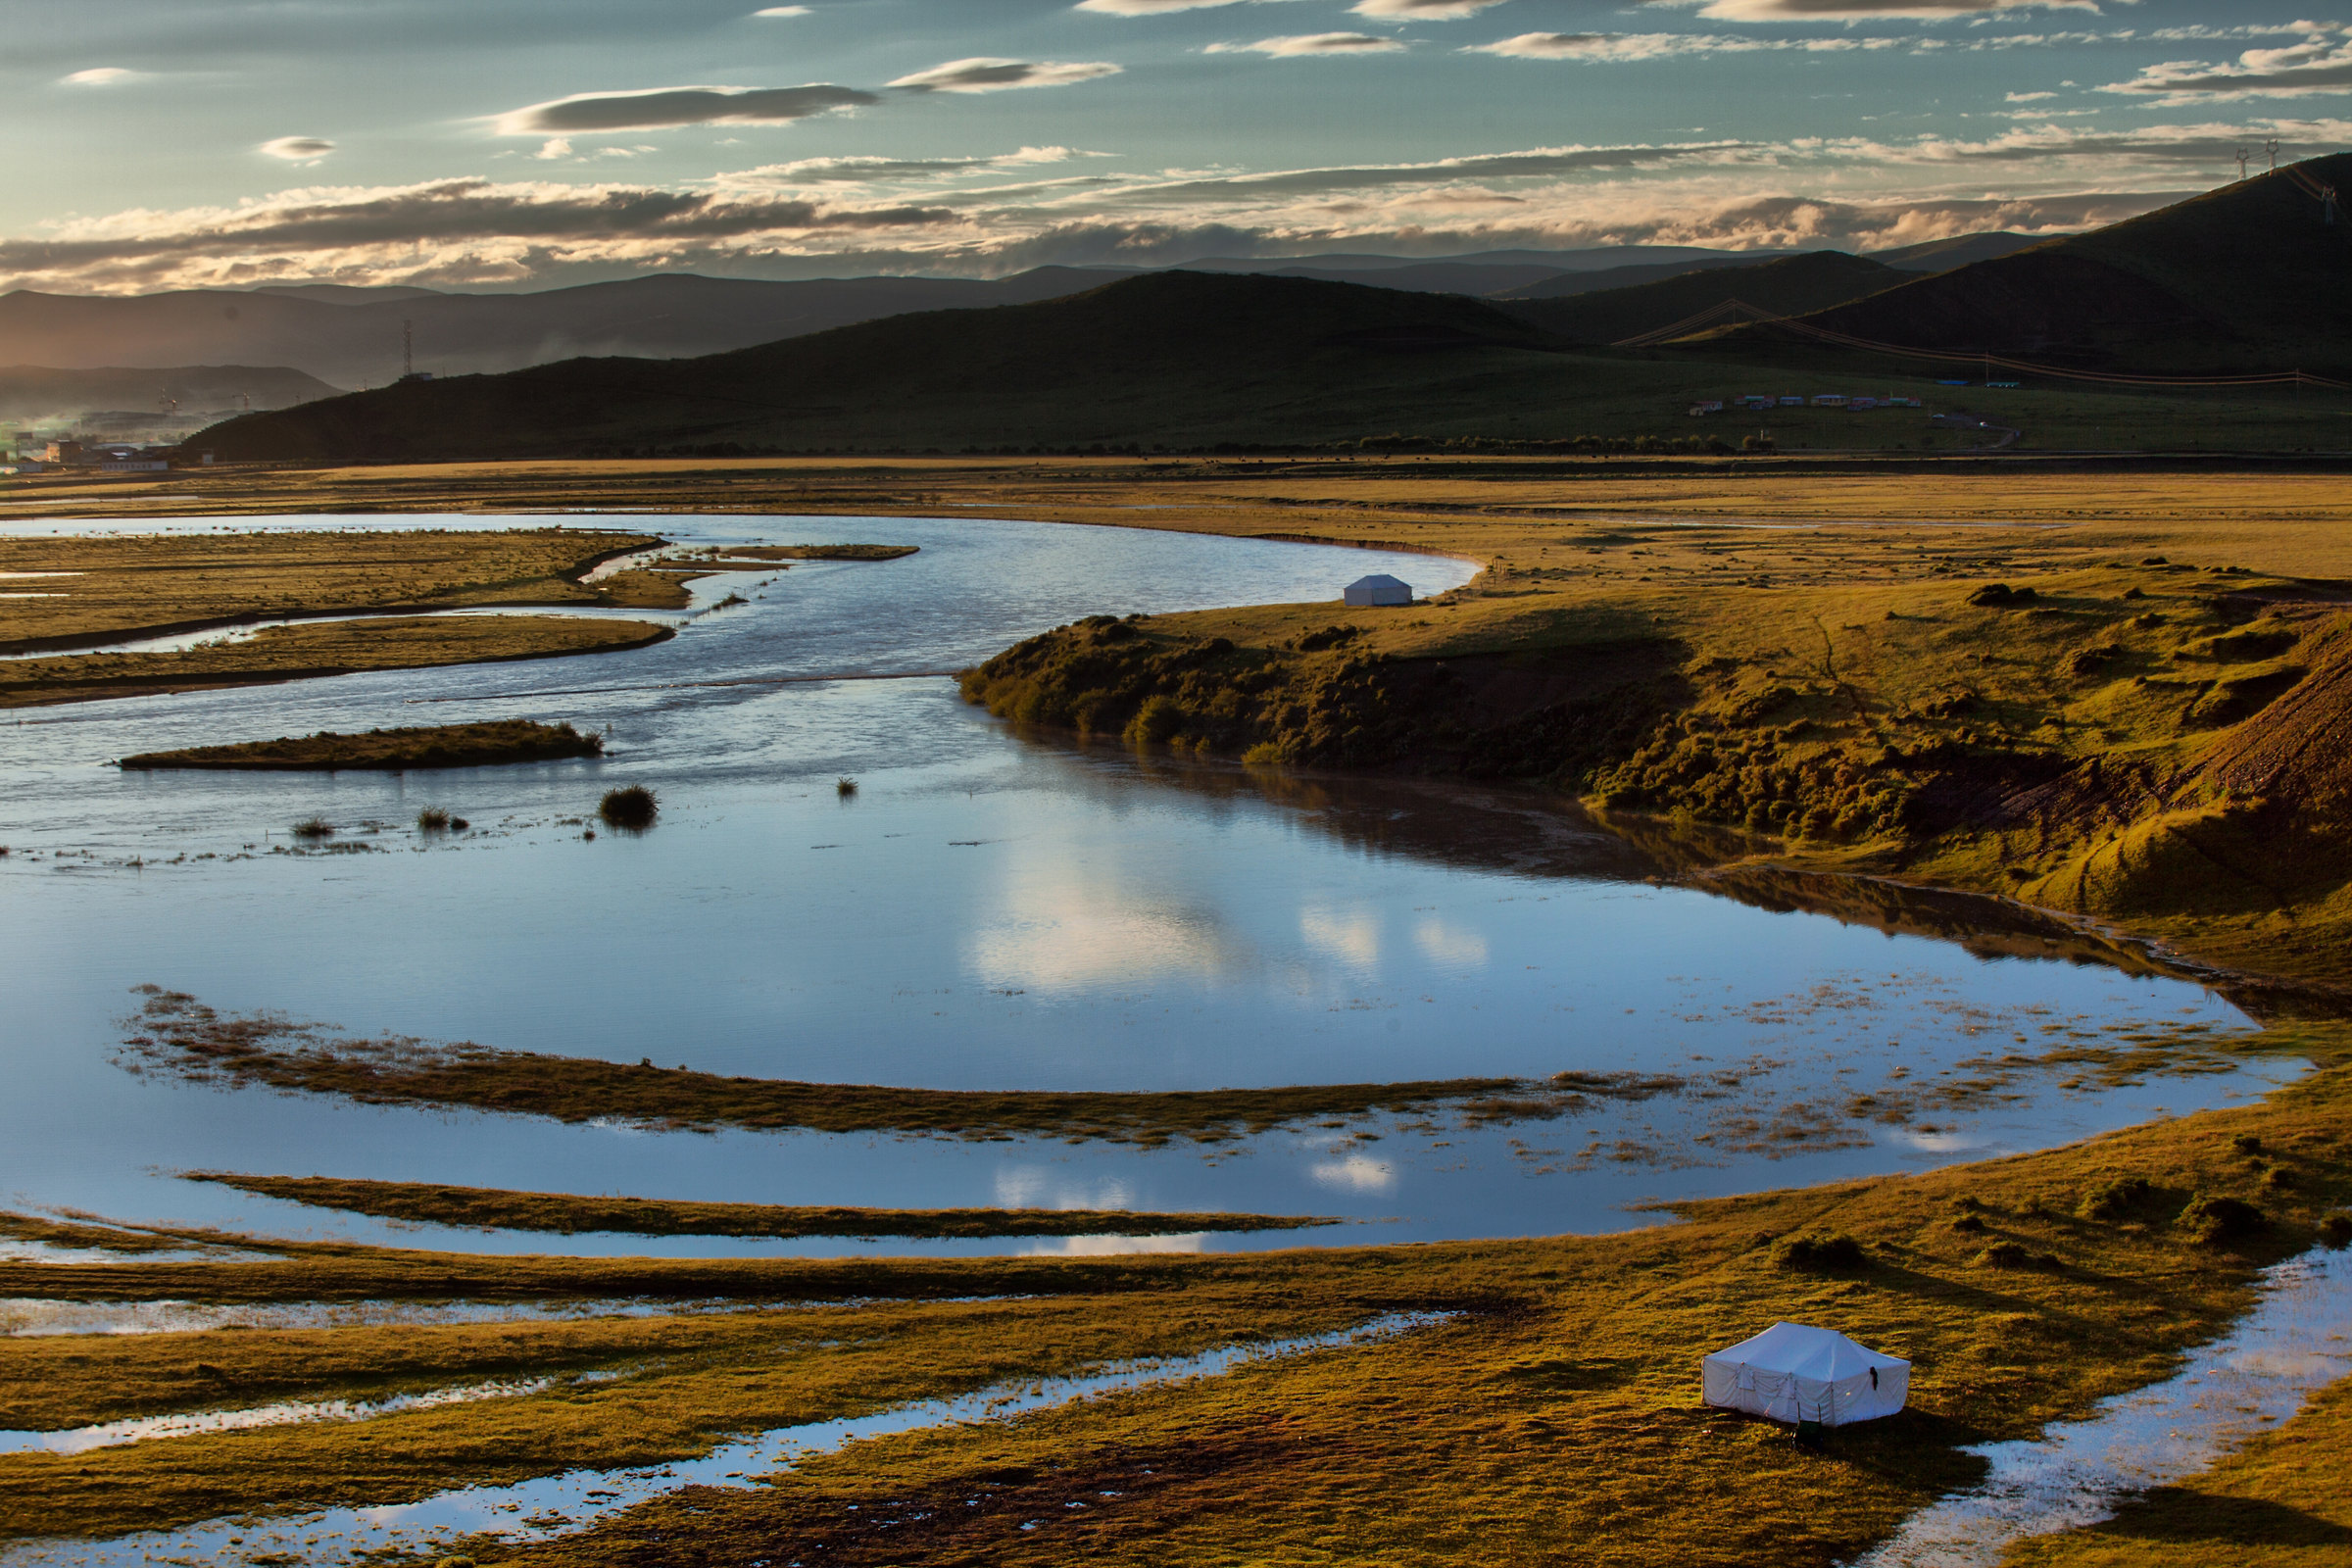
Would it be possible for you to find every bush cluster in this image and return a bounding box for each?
[1590,721,1917,843]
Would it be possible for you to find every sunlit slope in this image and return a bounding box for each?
[1499,252,1909,344]
[196,271,1677,460]
[1734,154,2352,377]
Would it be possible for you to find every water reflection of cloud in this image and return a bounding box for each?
[1022,1233,1208,1256]
[964,855,1239,994]
[1412,917,1489,969]
[992,1167,1135,1211]
[1311,1155,1396,1192]
[1301,907,1381,970]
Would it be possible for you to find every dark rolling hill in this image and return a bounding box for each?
[196,270,1665,462]
[1718,157,2352,377]
[0,270,1111,388]
[1496,252,1909,345]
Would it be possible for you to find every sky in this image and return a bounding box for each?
[8,0,2350,293]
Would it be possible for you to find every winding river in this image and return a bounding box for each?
[0,512,2284,1256]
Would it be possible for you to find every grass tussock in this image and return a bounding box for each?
[288,814,334,840]
[598,785,658,830]
[122,719,604,773]
[117,988,1531,1146]
[186,1174,1338,1241]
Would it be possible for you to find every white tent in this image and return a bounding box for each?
[1343,573,1412,608]
[1701,1322,1909,1427]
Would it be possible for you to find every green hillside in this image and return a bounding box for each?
[1497,252,1908,344]
[1724,155,2352,377]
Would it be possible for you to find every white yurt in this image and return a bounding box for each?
[1343,573,1412,608]
[1701,1322,1910,1427]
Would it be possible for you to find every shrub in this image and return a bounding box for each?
[2320,1214,2352,1249]
[290,815,333,840]
[836,776,858,798]
[2079,1175,2158,1222]
[598,785,659,830]
[2180,1195,2265,1246]
[1973,1241,2059,1270]
[1125,695,1186,747]
[1773,1232,1868,1272]
[416,807,451,833]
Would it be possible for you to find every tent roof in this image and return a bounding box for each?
[1705,1322,1908,1380]
[1348,573,1409,589]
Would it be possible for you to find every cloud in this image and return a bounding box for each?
[1468,31,1913,60]
[1351,0,1511,16]
[1074,0,1295,12]
[0,175,959,294]
[1658,0,2108,18]
[2102,35,2352,101]
[259,137,335,161]
[887,58,1122,92]
[533,137,574,160]
[738,147,1086,184]
[749,4,809,13]
[1208,32,1406,55]
[493,84,878,134]
[61,67,137,86]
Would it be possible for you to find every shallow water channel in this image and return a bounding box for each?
[0,512,2286,1254]
[0,1312,1450,1565]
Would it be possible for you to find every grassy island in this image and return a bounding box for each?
[119,718,605,771]
[119,987,1554,1147]
[185,1173,1336,1240]
[0,525,674,707]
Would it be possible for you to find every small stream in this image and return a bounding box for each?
[0,1311,1448,1566]
[0,1375,571,1456]
[1857,1245,2352,1566]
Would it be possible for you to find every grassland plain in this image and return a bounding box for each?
[15,460,2352,1558]
[8,1054,2352,1560]
[0,525,676,707]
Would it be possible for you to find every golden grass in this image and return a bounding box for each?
[2015,1378,2352,1565]
[119,987,1533,1146]
[8,1056,2352,1558]
[185,1172,1338,1240]
[0,525,662,650]
[0,613,671,709]
[118,718,605,771]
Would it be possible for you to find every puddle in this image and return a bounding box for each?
[0,1375,571,1456]
[0,1312,1447,1565]
[0,1239,227,1267]
[1857,1245,2352,1567]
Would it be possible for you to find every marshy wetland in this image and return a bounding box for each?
[8,471,2352,1563]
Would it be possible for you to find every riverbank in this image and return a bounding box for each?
[7,1054,2352,1559]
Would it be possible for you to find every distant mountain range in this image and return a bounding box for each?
[1711,155,2352,378]
[1,236,2047,396]
[0,270,1115,391]
[0,364,336,426]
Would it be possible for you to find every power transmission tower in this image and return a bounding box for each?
[2267,138,2280,173]
[402,318,414,380]
[2236,146,2251,181]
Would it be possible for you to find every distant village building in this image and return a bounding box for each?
[1344,573,1412,608]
